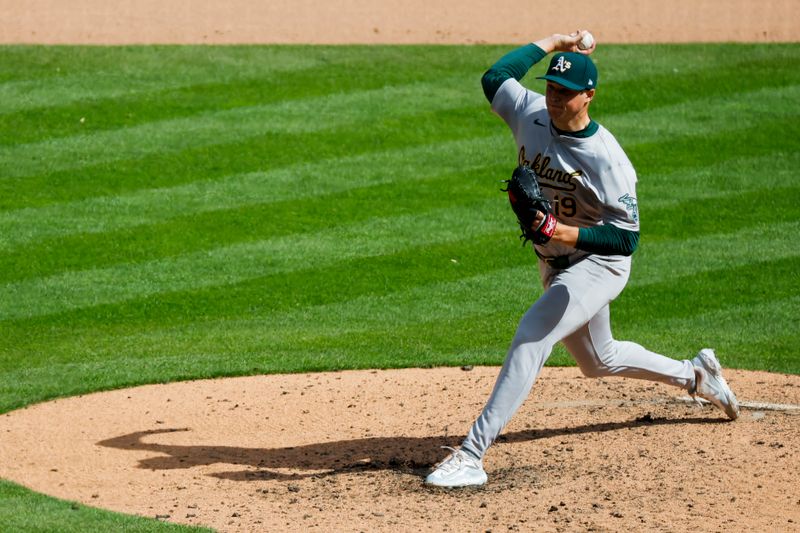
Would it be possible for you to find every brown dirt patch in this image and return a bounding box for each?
[2,2,800,532]
[3,0,798,44]
[1,367,799,532]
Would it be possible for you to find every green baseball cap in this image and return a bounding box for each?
[536,52,598,91]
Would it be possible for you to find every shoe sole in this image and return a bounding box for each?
[425,472,488,488]
[697,349,740,420]
[425,477,487,488]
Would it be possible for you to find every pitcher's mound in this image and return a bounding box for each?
[1,366,798,532]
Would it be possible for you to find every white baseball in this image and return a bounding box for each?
[578,32,594,50]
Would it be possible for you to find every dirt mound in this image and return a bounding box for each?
[1,366,798,532]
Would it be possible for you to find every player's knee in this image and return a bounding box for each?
[577,362,613,378]
[575,344,620,378]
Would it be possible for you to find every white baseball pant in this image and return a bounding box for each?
[461,254,695,459]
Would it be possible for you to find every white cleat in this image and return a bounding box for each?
[425,446,488,488]
[691,348,740,420]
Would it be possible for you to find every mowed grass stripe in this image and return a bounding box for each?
[641,152,800,207]
[0,51,329,143]
[0,66,344,145]
[4,44,795,145]
[6,203,796,361]
[593,44,800,86]
[0,45,492,113]
[280,286,799,369]
[3,294,795,414]
[3,219,798,358]
[3,72,796,185]
[1,104,497,210]
[601,84,800,145]
[5,96,795,214]
[0,48,487,146]
[4,169,797,301]
[0,56,340,151]
[129,256,800,357]
[4,182,797,321]
[4,266,536,367]
[2,179,798,321]
[612,117,800,183]
[0,200,509,320]
[0,135,507,251]
[3,60,795,212]
[0,73,480,179]
[0,46,329,101]
[2,253,795,388]
[642,185,798,240]
[618,256,799,323]
[2,85,796,251]
[631,220,800,279]
[2,151,796,283]
[613,294,800,373]
[0,165,502,283]
[1,136,792,262]
[273,290,800,373]
[1,231,518,326]
[595,46,800,116]
[0,231,520,364]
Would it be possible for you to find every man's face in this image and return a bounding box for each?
[545,82,594,123]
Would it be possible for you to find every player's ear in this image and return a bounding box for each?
[584,88,596,105]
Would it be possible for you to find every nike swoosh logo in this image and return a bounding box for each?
[534,118,547,128]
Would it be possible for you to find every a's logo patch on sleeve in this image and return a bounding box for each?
[618,193,639,223]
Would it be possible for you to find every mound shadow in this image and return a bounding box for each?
[97,415,719,481]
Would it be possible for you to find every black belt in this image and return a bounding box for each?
[534,250,579,269]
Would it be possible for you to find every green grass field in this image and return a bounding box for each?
[1,43,798,531]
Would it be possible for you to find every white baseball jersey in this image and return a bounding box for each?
[492,78,640,260]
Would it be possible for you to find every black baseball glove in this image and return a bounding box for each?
[502,165,557,245]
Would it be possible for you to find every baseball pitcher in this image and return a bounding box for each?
[425,30,739,488]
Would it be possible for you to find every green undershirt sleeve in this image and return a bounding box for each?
[481,44,548,103]
[576,225,640,256]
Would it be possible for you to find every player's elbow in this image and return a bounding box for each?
[619,230,639,256]
[481,69,503,103]
[618,231,639,256]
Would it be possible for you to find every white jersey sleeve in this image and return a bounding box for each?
[588,129,640,232]
[490,78,545,138]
